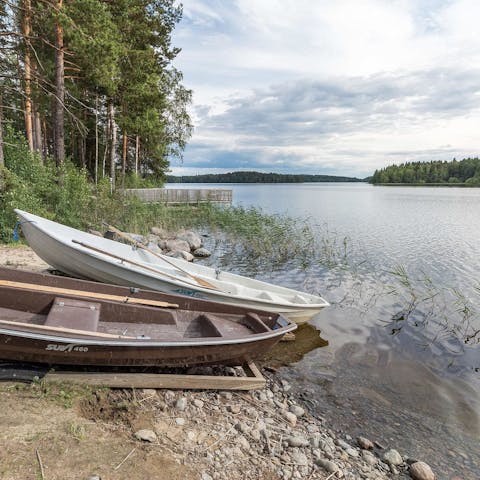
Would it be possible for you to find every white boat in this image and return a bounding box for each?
[15,210,329,322]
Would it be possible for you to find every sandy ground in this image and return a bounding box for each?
[0,244,50,272]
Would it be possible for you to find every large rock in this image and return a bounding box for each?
[357,436,374,450]
[285,435,309,447]
[165,238,191,252]
[150,226,168,238]
[409,461,435,480]
[384,449,403,466]
[177,230,202,250]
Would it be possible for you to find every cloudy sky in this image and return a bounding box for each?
[170,0,480,178]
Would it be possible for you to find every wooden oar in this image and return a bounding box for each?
[103,224,218,291]
[0,319,137,339]
[72,239,218,292]
[0,280,179,309]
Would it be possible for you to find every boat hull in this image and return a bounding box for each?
[0,329,284,367]
[16,210,329,322]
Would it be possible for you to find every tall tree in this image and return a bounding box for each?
[53,0,65,167]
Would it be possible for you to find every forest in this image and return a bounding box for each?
[0,0,192,184]
[370,158,480,185]
[167,171,364,183]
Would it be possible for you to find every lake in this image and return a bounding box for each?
[168,183,480,479]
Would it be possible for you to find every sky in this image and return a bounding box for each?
[170,0,480,178]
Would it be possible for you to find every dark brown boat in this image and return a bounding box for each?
[0,267,296,367]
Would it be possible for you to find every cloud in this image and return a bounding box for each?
[172,1,480,176]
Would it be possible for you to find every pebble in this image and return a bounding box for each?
[134,429,157,443]
[291,451,309,466]
[362,450,378,466]
[289,405,305,417]
[285,435,309,447]
[201,473,213,480]
[315,458,340,473]
[346,447,359,457]
[176,397,187,411]
[193,247,211,257]
[409,461,435,480]
[86,476,101,480]
[383,449,403,466]
[175,418,185,426]
[357,436,374,450]
[282,410,297,426]
[228,405,241,414]
[237,435,250,450]
[193,399,204,408]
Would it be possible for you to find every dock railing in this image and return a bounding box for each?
[123,188,232,205]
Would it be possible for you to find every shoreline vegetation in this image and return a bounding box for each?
[370,157,480,185]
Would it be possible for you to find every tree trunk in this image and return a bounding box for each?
[0,95,4,166]
[53,0,65,167]
[108,99,117,186]
[122,131,127,177]
[22,0,34,152]
[135,135,140,175]
[94,95,98,184]
[33,105,43,158]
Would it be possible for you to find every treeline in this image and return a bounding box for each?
[371,158,480,185]
[167,171,364,183]
[0,0,192,184]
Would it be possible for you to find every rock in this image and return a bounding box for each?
[409,461,435,480]
[166,238,191,252]
[150,226,168,238]
[235,422,250,434]
[186,430,196,441]
[86,476,101,480]
[228,405,241,414]
[164,390,175,404]
[177,230,202,250]
[250,429,261,442]
[383,449,403,466]
[285,435,309,447]
[142,388,157,397]
[134,429,157,443]
[147,234,161,243]
[201,473,213,480]
[357,436,374,450]
[289,405,305,417]
[175,418,185,426]
[193,399,204,408]
[282,410,297,426]
[336,439,352,450]
[193,247,211,257]
[291,451,308,466]
[315,458,339,474]
[166,250,194,261]
[310,433,321,448]
[281,379,292,392]
[237,435,250,450]
[346,447,359,457]
[362,450,378,466]
[176,397,187,411]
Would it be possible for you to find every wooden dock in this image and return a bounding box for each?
[123,188,232,205]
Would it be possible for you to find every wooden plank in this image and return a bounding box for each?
[44,363,265,390]
[0,319,136,339]
[0,280,179,309]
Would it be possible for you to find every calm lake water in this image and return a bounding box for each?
[168,183,480,479]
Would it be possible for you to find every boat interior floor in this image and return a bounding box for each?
[0,298,272,340]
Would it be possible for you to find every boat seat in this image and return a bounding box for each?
[244,313,270,333]
[44,297,100,332]
[183,314,223,338]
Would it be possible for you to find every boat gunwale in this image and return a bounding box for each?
[0,321,296,347]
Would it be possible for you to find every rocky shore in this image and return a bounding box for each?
[0,244,440,480]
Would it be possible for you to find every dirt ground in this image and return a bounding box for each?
[0,384,195,480]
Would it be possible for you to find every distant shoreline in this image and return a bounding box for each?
[167,171,365,184]
[373,182,474,187]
